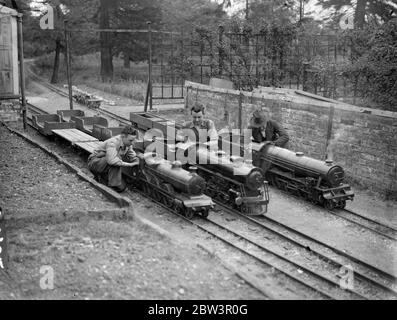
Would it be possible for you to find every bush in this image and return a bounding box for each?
[341,19,397,110]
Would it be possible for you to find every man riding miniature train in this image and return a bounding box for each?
[177,105,289,154]
[248,110,290,148]
[88,125,139,193]
[178,102,219,144]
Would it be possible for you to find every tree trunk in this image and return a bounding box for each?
[51,38,62,84]
[123,53,130,68]
[99,0,113,82]
[354,0,367,29]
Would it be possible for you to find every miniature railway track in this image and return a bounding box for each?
[24,97,397,300]
[27,71,397,242]
[214,202,397,298]
[129,187,360,300]
[27,70,131,126]
[271,186,397,242]
[331,208,397,241]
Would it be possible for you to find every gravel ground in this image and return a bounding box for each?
[0,123,265,300]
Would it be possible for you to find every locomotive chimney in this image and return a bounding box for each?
[296,152,304,157]
[325,159,333,166]
[171,161,182,170]
[188,166,198,175]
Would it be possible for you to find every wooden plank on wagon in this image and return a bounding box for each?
[52,129,99,143]
[74,141,101,154]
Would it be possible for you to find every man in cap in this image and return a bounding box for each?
[180,102,218,143]
[248,110,289,148]
[88,125,139,193]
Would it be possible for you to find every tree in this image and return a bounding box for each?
[112,0,162,68]
[99,0,113,82]
[318,0,397,28]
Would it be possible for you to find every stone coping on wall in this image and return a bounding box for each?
[185,81,397,120]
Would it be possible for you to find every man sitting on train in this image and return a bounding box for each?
[248,110,289,148]
[88,125,139,193]
[179,102,218,143]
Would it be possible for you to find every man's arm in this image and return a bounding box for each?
[105,141,133,166]
[272,120,289,147]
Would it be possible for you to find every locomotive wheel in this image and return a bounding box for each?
[153,190,162,202]
[185,208,194,220]
[325,200,336,211]
[164,195,174,208]
[339,200,346,209]
[201,209,209,218]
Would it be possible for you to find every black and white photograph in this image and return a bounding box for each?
[0,0,396,303]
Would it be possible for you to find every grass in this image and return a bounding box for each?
[32,53,152,103]
[32,53,186,103]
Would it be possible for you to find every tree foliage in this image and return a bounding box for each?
[318,0,397,28]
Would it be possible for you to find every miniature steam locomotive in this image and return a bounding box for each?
[250,142,354,210]
[123,149,214,219]
[134,139,270,216]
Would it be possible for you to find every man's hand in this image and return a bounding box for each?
[125,159,139,167]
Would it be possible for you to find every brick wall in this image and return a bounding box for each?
[185,82,397,198]
[0,101,21,122]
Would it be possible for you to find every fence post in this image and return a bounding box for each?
[302,62,309,91]
[17,14,27,130]
[144,21,153,112]
[238,91,243,132]
[64,20,73,110]
[218,25,224,76]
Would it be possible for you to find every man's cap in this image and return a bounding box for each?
[250,110,267,128]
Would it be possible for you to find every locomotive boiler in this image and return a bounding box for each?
[123,150,214,219]
[158,140,270,215]
[251,142,354,210]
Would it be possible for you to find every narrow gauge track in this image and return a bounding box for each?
[215,202,397,298]
[272,185,397,242]
[27,71,397,245]
[27,70,131,126]
[330,208,397,241]
[129,185,363,300]
[24,86,397,299]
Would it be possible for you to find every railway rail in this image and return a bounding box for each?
[26,72,396,241]
[130,185,361,300]
[23,80,397,300]
[330,208,397,241]
[215,202,397,297]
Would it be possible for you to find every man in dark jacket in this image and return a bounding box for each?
[88,125,139,192]
[248,110,289,148]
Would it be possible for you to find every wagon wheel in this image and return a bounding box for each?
[339,200,346,209]
[185,208,194,220]
[200,209,209,218]
[324,200,336,211]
